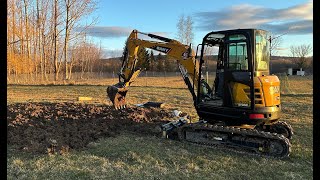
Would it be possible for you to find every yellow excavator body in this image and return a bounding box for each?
[106,29,293,158]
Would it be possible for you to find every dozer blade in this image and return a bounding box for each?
[107,83,128,109]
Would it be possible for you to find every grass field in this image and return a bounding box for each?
[7,76,313,179]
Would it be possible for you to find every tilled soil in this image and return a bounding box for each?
[7,102,177,155]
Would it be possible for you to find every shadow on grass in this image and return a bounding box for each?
[7,84,106,87]
[281,93,313,98]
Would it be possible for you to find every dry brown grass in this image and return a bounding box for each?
[278,74,313,94]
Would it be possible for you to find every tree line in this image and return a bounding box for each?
[7,0,101,81]
[7,2,312,84]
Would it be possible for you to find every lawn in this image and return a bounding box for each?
[7,75,313,179]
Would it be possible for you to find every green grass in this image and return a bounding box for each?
[7,76,313,179]
[7,129,313,179]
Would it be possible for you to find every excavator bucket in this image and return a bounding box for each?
[107,83,128,109]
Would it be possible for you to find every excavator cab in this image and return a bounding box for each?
[197,29,281,127]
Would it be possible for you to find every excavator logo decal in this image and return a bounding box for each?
[152,46,171,53]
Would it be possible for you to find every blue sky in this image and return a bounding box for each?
[80,0,313,58]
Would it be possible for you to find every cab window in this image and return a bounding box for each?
[227,34,248,71]
[255,32,270,71]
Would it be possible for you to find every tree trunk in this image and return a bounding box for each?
[19,7,24,75]
[64,32,69,80]
[68,61,73,80]
[36,0,43,81]
[10,0,16,80]
[64,0,70,80]
[24,0,31,80]
[53,0,59,81]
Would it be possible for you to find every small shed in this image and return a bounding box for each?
[288,68,305,76]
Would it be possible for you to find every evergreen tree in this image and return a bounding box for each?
[156,52,164,71]
[121,39,128,62]
[121,41,150,70]
[164,55,172,72]
[136,47,150,70]
[149,51,155,71]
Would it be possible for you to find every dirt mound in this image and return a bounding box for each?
[7,102,176,155]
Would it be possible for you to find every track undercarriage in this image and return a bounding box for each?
[162,119,292,158]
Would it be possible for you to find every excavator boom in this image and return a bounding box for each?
[107,30,200,109]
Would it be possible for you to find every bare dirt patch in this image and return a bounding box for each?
[7,102,176,155]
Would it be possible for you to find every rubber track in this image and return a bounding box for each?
[273,121,294,140]
[177,123,292,158]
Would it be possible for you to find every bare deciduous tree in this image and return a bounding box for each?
[7,0,102,83]
[176,14,194,45]
[270,33,283,57]
[290,44,312,69]
[184,16,194,45]
[63,0,97,80]
[176,14,185,44]
[53,0,61,81]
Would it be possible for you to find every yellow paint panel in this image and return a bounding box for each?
[231,82,251,107]
[125,70,141,87]
[258,75,280,107]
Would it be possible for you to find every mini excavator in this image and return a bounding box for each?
[107,29,293,158]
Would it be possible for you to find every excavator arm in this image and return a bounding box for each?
[107,30,201,109]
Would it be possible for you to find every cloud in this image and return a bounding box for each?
[76,26,170,39]
[101,48,123,58]
[77,26,133,38]
[279,1,312,20]
[261,20,313,35]
[194,0,313,35]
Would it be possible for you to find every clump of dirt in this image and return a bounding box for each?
[7,102,177,155]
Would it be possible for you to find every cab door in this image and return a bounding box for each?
[222,33,253,109]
